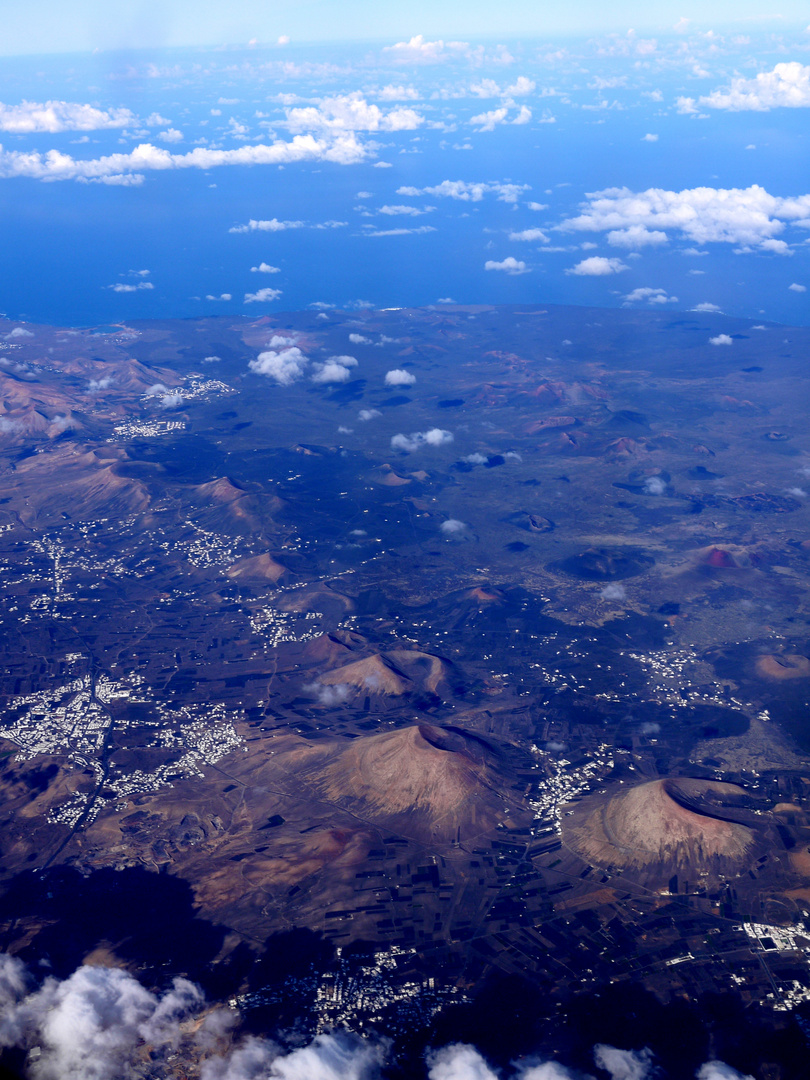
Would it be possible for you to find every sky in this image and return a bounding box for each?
[3,2,809,56]
[0,7,808,328]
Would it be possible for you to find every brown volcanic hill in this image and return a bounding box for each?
[564,777,768,890]
[190,477,284,534]
[318,654,410,695]
[308,723,513,842]
[226,552,287,582]
[5,445,150,524]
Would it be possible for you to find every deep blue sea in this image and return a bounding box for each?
[0,36,808,326]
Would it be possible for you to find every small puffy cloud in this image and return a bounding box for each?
[440,519,467,535]
[349,333,371,343]
[644,475,667,495]
[758,238,792,255]
[607,226,668,248]
[250,262,280,273]
[364,225,437,237]
[4,326,34,338]
[623,287,677,305]
[427,1044,498,1080]
[145,383,169,396]
[285,93,423,134]
[311,363,351,384]
[528,201,548,211]
[230,218,304,233]
[700,62,810,112]
[384,368,416,386]
[567,256,628,276]
[87,376,113,391]
[509,228,548,242]
[161,393,184,409]
[485,256,529,275]
[377,84,420,101]
[641,133,658,142]
[789,282,807,292]
[107,281,154,292]
[709,334,733,345]
[382,35,475,65]
[470,107,508,131]
[692,301,722,312]
[158,128,183,143]
[305,682,350,705]
[600,583,626,601]
[358,408,381,421]
[244,287,282,303]
[0,100,137,133]
[311,355,358,383]
[469,105,532,130]
[391,428,453,452]
[594,1045,655,1080]
[397,179,529,203]
[696,1063,755,1080]
[249,346,308,384]
[378,204,434,216]
[205,293,231,301]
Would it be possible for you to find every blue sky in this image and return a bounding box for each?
[3,1,810,55]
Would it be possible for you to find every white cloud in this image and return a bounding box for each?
[311,360,354,383]
[0,134,369,183]
[470,107,508,131]
[231,218,304,233]
[567,256,628,276]
[758,238,792,255]
[249,346,307,384]
[692,301,722,312]
[709,334,733,345]
[285,93,423,134]
[358,408,381,421]
[107,281,154,292]
[469,105,532,130]
[391,428,453,452]
[0,100,137,133]
[244,287,282,303]
[384,368,416,386]
[560,184,810,250]
[205,293,231,301]
[509,228,550,244]
[397,179,530,203]
[600,583,626,601]
[593,1045,654,1080]
[699,62,810,111]
[440,519,467,535]
[4,326,33,338]
[695,1063,755,1080]
[641,133,658,142]
[349,333,371,343]
[427,1044,499,1080]
[250,262,280,273]
[378,204,434,216]
[158,128,183,143]
[606,226,668,248]
[528,201,548,211]
[364,226,436,236]
[382,35,476,64]
[377,85,420,101]
[789,282,807,292]
[623,287,678,305]
[485,256,529,274]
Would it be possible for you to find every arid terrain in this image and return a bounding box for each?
[2,304,810,1075]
